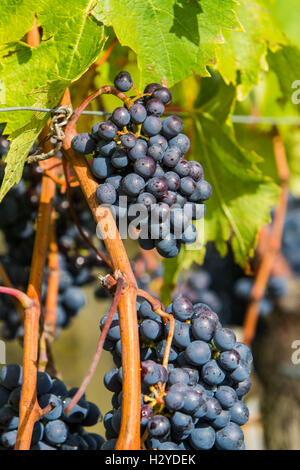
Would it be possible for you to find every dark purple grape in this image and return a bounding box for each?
[174,159,190,177]
[184,341,211,366]
[71,133,96,154]
[169,133,190,153]
[163,146,181,168]
[161,191,177,206]
[114,71,133,92]
[97,121,118,140]
[144,83,162,95]
[96,183,116,205]
[189,161,204,181]
[147,144,164,161]
[172,296,193,321]
[92,157,114,179]
[134,157,156,179]
[152,87,172,105]
[215,385,238,409]
[197,180,212,201]
[129,103,147,124]
[142,116,163,137]
[128,139,147,161]
[105,175,122,190]
[146,177,168,198]
[165,171,180,191]
[146,98,165,116]
[180,176,196,196]
[153,164,165,178]
[164,390,185,411]
[162,116,183,138]
[141,360,161,386]
[148,415,170,438]
[96,139,117,157]
[141,405,153,426]
[213,328,236,351]
[201,360,225,386]
[137,192,156,210]
[111,107,130,128]
[218,350,241,371]
[111,148,129,169]
[121,174,145,196]
[190,315,216,344]
[149,134,168,150]
[230,400,249,426]
[120,133,137,149]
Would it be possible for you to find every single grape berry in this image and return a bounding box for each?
[129,103,147,124]
[96,183,117,205]
[111,107,131,128]
[142,116,163,137]
[121,174,146,197]
[134,157,156,179]
[152,87,172,105]
[162,116,183,138]
[146,98,165,116]
[97,121,118,140]
[146,177,168,198]
[71,133,96,154]
[114,71,133,92]
[120,133,137,149]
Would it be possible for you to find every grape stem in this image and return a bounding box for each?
[62,156,112,268]
[243,130,290,346]
[38,209,60,374]
[137,289,175,371]
[64,277,124,414]
[0,286,34,309]
[0,261,25,321]
[14,20,68,450]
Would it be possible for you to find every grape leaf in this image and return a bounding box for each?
[267,0,300,48]
[216,0,287,100]
[0,0,36,46]
[267,45,300,107]
[0,0,105,201]
[194,113,279,265]
[93,0,242,87]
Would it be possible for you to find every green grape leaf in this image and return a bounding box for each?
[0,0,36,46]
[0,0,105,201]
[267,45,300,107]
[93,0,242,88]
[216,0,287,100]
[162,107,279,292]
[194,112,279,266]
[267,0,300,48]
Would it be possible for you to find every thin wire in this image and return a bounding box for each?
[0,106,300,125]
[0,106,110,116]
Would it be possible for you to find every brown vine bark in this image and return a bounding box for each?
[15,23,68,450]
[63,90,141,449]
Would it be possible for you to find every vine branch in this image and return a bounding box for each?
[243,131,290,346]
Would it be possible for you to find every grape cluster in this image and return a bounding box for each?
[101,296,252,450]
[0,164,110,340]
[71,71,212,258]
[0,364,104,450]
